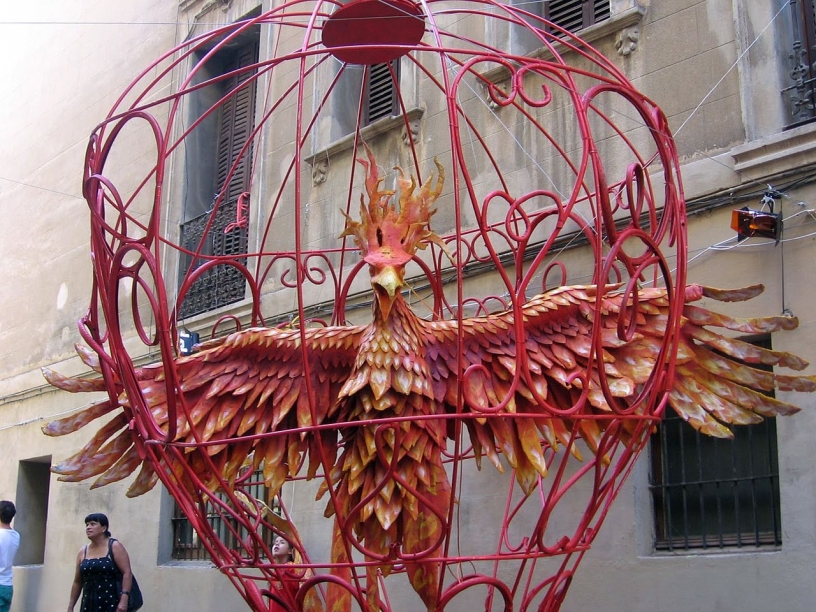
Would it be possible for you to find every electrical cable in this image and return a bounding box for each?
[0,175,83,199]
[0,402,100,433]
[675,2,790,136]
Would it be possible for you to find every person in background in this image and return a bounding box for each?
[0,501,20,612]
[272,535,295,565]
[269,535,323,611]
[270,536,302,612]
[67,513,133,612]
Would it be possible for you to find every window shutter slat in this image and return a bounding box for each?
[213,40,258,200]
[365,62,398,124]
[593,0,611,24]
[544,0,609,32]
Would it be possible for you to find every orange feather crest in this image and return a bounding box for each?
[340,144,451,266]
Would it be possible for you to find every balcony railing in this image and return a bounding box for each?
[178,196,248,319]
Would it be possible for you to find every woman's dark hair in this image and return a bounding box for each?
[84,512,111,537]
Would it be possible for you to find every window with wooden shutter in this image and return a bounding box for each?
[364,61,400,125]
[179,36,259,319]
[543,0,610,33]
[215,43,258,201]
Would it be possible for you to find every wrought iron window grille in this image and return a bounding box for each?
[178,196,249,319]
[784,0,816,127]
[171,470,279,561]
[649,338,782,552]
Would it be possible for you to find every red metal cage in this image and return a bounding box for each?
[74,1,686,610]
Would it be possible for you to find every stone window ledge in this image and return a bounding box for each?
[304,107,424,166]
[731,122,816,179]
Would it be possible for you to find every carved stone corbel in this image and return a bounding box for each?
[485,80,510,112]
[615,26,640,56]
[401,119,420,146]
[312,159,328,186]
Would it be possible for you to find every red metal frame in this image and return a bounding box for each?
[75,1,686,610]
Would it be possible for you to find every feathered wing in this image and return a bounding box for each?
[43,324,367,497]
[425,283,815,493]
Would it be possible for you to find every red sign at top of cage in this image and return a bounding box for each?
[322,0,425,64]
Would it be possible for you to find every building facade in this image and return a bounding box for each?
[1,0,815,610]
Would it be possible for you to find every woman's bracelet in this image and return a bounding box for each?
[120,591,130,596]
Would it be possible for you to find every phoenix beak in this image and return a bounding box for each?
[371,266,402,319]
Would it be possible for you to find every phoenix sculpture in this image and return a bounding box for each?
[44,147,815,611]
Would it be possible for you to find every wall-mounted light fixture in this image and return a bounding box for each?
[730,188,783,244]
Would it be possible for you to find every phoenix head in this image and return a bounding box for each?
[340,145,450,318]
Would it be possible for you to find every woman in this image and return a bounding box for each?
[67,513,133,612]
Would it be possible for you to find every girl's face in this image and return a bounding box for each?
[272,536,291,559]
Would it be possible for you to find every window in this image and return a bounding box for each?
[178,26,259,319]
[783,0,816,128]
[649,338,782,551]
[505,0,611,57]
[542,0,610,33]
[171,470,277,560]
[322,59,401,146]
[15,457,51,565]
[364,61,400,124]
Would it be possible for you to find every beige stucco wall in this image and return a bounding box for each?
[2,0,816,611]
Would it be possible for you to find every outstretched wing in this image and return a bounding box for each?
[426,284,815,493]
[43,324,367,496]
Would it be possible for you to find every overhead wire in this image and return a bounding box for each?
[0,175,83,199]
[674,2,791,136]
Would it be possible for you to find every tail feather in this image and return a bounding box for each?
[75,343,102,372]
[699,284,765,302]
[691,345,777,392]
[688,326,809,370]
[54,428,133,482]
[51,413,128,476]
[91,444,142,488]
[673,373,762,428]
[677,363,801,418]
[684,305,798,334]
[42,367,107,393]
[41,400,117,436]
[667,386,734,438]
[126,462,160,497]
